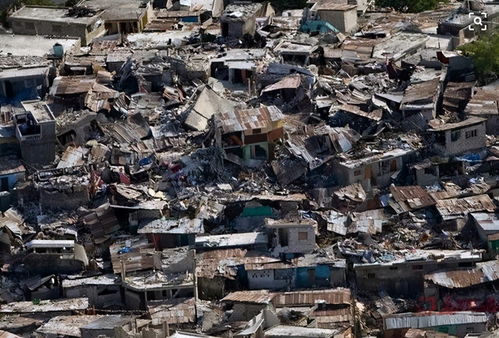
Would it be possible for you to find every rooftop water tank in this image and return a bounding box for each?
[53,43,64,58]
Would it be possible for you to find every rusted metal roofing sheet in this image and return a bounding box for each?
[262,75,302,93]
[436,194,496,219]
[333,104,383,121]
[390,185,436,213]
[401,78,440,104]
[50,76,96,96]
[273,288,351,307]
[222,290,274,304]
[429,117,487,132]
[314,307,352,324]
[425,260,499,289]
[217,105,283,133]
[148,298,196,325]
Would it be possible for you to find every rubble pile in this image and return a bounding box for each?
[0,0,498,337]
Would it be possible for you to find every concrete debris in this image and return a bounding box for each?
[0,0,497,337]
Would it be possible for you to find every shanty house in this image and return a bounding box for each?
[264,218,317,257]
[220,3,264,39]
[214,106,285,165]
[423,260,499,312]
[354,250,483,298]
[400,78,441,127]
[383,311,488,338]
[429,117,487,156]
[333,148,416,190]
[196,232,268,252]
[171,0,225,18]
[272,288,353,329]
[23,240,89,275]
[62,275,122,309]
[35,167,91,210]
[274,41,318,66]
[309,2,357,34]
[137,218,203,249]
[147,297,196,331]
[80,315,136,338]
[244,254,346,290]
[261,75,307,103]
[8,6,105,45]
[435,194,496,232]
[221,290,275,322]
[119,246,196,310]
[210,49,266,86]
[14,100,56,166]
[83,0,154,35]
[469,213,499,256]
[466,82,499,135]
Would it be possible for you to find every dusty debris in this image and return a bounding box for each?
[0,0,498,337]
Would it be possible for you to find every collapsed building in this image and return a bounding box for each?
[0,0,497,337]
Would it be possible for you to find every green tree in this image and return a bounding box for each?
[458,33,499,83]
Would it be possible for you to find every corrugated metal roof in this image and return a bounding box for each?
[50,76,96,96]
[148,298,196,325]
[390,186,436,212]
[216,105,284,133]
[384,311,488,330]
[222,290,274,304]
[436,194,496,219]
[273,288,351,307]
[262,75,302,93]
[401,78,440,105]
[425,260,499,289]
[429,117,487,132]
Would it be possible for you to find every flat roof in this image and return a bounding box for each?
[196,232,268,248]
[265,325,337,338]
[429,117,487,131]
[0,35,79,57]
[36,315,104,337]
[0,298,88,313]
[264,218,316,228]
[21,100,56,123]
[471,213,499,232]
[26,239,74,249]
[81,315,133,330]
[62,274,119,288]
[9,6,100,25]
[0,66,48,80]
[313,1,357,11]
[138,218,204,234]
[340,148,414,169]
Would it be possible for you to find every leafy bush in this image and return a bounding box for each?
[458,33,499,83]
